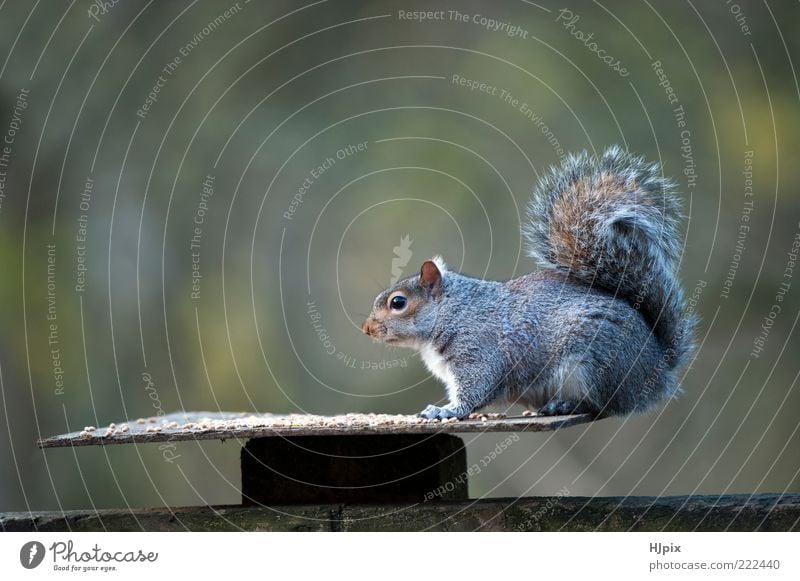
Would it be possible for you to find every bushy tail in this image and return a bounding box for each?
[523,146,695,371]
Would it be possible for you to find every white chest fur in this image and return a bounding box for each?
[420,344,460,402]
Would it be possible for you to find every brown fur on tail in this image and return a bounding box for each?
[524,146,695,372]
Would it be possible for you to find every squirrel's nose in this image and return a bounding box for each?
[361,320,371,335]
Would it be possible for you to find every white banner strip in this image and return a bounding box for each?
[1,532,797,580]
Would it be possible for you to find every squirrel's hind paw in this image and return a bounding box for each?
[418,404,462,420]
[538,399,594,416]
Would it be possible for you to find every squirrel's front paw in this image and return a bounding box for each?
[418,404,462,420]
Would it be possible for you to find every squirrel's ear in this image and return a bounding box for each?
[419,260,442,296]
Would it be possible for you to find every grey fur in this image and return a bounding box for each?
[363,147,696,419]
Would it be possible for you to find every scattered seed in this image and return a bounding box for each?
[77,410,553,442]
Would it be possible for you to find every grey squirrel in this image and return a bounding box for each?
[362,146,696,419]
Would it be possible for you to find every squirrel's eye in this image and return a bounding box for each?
[389,295,407,311]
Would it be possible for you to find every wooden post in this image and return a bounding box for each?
[241,434,467,505]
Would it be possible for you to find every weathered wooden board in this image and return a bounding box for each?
[37,411,596,449]
[3,494,797,532]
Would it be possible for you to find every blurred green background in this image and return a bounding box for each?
[0,0,798,511]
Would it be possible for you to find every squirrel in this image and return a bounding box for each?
[362,146,696,420]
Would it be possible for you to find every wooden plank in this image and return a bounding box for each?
[3,494,798,532]
[37,411,595,448]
